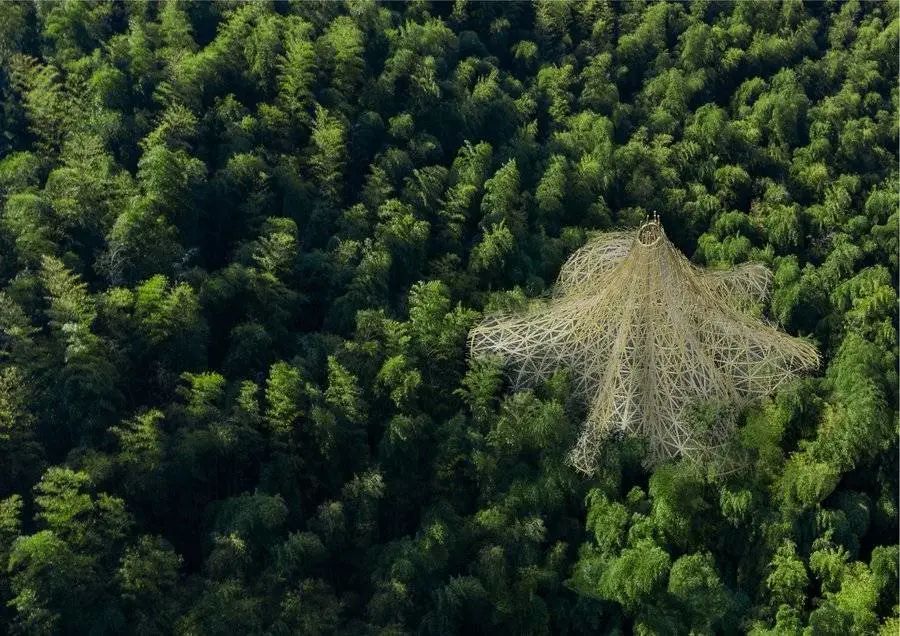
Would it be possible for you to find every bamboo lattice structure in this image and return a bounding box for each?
[469,217,820,473]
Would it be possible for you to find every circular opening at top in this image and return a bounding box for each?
[637,220,662,246]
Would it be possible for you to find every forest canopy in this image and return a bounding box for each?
[0,1,897,634]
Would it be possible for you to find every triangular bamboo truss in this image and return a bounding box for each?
[469,217,819,473]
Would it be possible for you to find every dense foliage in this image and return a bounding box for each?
[0,1,897,634]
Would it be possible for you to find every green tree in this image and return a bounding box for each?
[309,105,347,204]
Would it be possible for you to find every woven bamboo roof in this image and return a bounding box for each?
[469,217,819,473]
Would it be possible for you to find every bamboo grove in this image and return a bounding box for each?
[0,2,896,634]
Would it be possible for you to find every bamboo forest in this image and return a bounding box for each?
[0,1,897,634]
